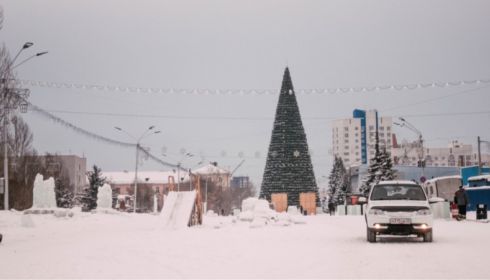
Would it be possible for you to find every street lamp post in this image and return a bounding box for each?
[394,117,425,177]
[2,42,47,210]
[205,176,208,213]
[115,126,160,212]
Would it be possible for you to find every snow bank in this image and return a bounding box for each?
[97,184,113,209]
[32,174,56,208]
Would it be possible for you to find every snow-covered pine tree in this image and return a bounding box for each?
[360,128,382,195]
[327,157,350,205]
[333,158,349,205]
[260,67,319,206]
[379,147,396,181]
[82,165,106,211]
[360,131,396,195]
[327,157,340,204]
[55,177,74,208]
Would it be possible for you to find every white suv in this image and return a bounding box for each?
[364,180,434,243]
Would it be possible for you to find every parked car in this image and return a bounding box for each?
[364,180,436,243]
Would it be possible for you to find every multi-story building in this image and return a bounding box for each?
[193,162,231,189]
[230,176,250,188]
[36,154,87,195]
[332,109,393,167]
[392,140,485,168]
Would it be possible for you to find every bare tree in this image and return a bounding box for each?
[0,6,4,31]
[9,115,33,158]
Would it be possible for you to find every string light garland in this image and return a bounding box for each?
[11,78,490,95]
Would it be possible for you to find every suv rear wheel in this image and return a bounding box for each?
[367,228,377,243]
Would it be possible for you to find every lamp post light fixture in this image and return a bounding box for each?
[2,42,47,210]
[114,126,160,213]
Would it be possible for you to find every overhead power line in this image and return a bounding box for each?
[12,77,490,95]
[27,101,182,170]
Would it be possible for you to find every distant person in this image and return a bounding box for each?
[328,202,336,216]
[454,186,469,220]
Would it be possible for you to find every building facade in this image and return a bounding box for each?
[36,155,87,195]
[193,163,231,189]
[332,109,393,167]
[392,140,479,168]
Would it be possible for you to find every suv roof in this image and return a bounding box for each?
[377,180,419,185]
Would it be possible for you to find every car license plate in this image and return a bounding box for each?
[390,218,411,224]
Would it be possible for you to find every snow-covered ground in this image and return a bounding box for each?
[1,210,489,279]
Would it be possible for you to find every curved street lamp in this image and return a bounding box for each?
[114,126,161,212]
[2,42,47,210]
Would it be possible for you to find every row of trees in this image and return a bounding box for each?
[327,131,395,205]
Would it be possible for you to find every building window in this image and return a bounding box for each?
[355,127,359,130]
[369,125,374,131]
[344,133,349,137]
[344,127,349,131]
[380,126,384,131]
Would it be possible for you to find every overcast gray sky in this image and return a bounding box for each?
[2,0,490,186]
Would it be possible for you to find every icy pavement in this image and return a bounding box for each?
[0,210,489,278]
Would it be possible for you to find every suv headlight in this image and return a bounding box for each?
[417,209,431,215]
[368,209,385,215]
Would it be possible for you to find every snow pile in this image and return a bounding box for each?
[274,212,292,226]
[97,184,113,209]
[287,206,306,224]
[238,198,285,228]
[32,174,56,208]
[242,197,258,212]
[161,191,196,229]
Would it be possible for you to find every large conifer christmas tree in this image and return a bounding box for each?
[260,67,319,206]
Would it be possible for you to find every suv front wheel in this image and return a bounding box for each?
[367,228,377,243]
[423,229,433,242]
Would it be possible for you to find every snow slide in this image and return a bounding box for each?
[161,191,196,229]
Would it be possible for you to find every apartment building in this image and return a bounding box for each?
[332,109,393,167]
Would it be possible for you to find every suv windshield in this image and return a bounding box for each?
[370,184,426,201]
